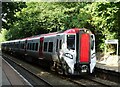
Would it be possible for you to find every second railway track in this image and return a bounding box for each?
[2,53,119,87]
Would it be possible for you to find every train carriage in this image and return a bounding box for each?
[26,36,40,60]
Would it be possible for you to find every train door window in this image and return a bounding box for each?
[48,42,53,52]
[67,35,75,50]
[59,40,62,49]
[56,39,58,52]
[44,42,48,52]
[35,43,38,51]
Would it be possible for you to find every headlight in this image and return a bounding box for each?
[64,53,73,59]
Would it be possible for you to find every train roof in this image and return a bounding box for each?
[63,28,92,34]
[1,28,92,43]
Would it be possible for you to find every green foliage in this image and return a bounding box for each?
[83,2,119,51]
[3,2,120,52]
[5,2,88,40]
[2,2,27,30]
[0,29,7,42]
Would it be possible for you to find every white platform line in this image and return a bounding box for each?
[2,58,33,87]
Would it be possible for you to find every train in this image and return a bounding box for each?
[1,28,96,75]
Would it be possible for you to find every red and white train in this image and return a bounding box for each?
[1,28,96,75]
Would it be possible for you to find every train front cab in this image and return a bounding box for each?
[62,29,96,75]
[74,30,96,75]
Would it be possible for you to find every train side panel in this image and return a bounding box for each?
[26,38,40,59]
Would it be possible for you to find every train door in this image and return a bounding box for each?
[56,35,63,60]
[25,40,27,52]
[39,37,44,58]
[64,34,76,74]
[55,35,64,68]
[57,34,76,74]
[90,34,96,73]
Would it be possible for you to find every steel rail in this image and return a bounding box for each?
[2,54,53,87]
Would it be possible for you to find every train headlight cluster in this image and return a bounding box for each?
[81,65,88,72]
[64,53,73,59]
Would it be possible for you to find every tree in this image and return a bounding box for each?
[5,2,88,40]
[83,2,120,51]
[2,2,27,30]
[3,2,120,52]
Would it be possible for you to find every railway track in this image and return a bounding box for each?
[94,67,120,83]
[2,53,119,87]
[2,54,53,87]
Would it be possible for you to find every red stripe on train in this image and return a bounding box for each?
[80,33,90,63]
[39,37,44,57]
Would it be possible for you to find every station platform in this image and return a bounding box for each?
[96,55,120,73]
[96,62,119,72]
[0,56,31,86]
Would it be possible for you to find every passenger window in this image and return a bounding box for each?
[31,43,33,50]
[35,43,38,51]
[21,44,22,49]
[48,42,53,52]
[30,43,32,50]
[27,43,29,49]
[23,44,25,49]
[16,44,17,48]
[29,43,30,50]
[59,40,62,49]
[56,39,58,52]
[33,43,35,50]
[44,42,48,51]
[91,35,94,50]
